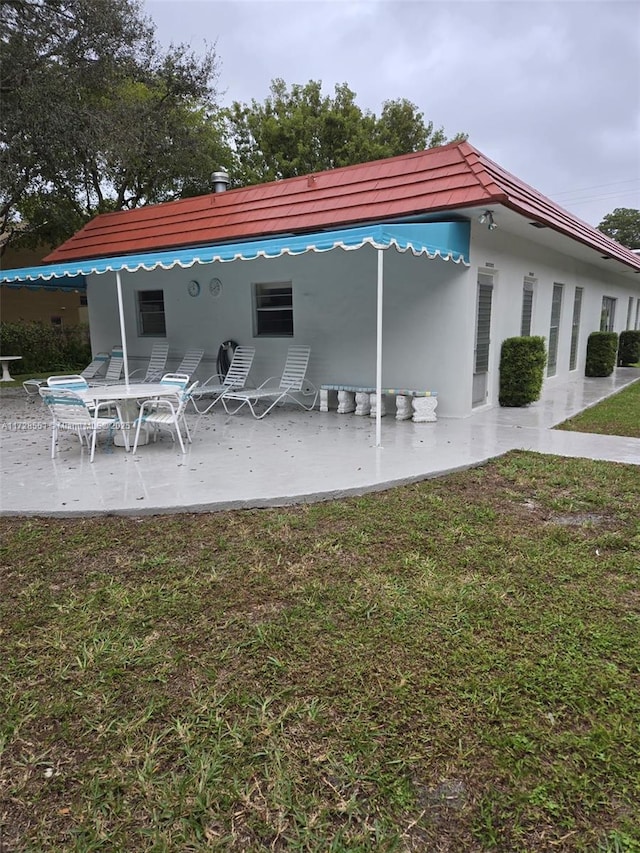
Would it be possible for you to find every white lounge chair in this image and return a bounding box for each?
[88,346,124,384]
[129,343,170,383]
[133,381,199,454]
[81,352,109,380]
[175,348,204,380]
[39,387,128,462]
[191,346,256,414]
[22,352,109,396]
[22,379,43,397]
[220,346,317,419]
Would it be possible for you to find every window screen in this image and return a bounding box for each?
[137,290,166,337]
[569,287,583,371]
[474,274,493,374]
[547,283,563,376]
[521,278,535,336]
[254,282,293,336]
[600,296,616,333]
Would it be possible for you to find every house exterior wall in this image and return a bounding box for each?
[86,246,471,415]
[376,249,473,416]
[85,223,639,420]
[469,222,640,412]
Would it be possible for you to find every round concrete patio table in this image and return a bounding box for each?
[0,355,22,382]
[80,382,181,447]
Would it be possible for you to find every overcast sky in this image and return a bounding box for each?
[145,0,639,227]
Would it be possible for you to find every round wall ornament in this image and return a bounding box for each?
[187,280,201,297]
[209,277,223,298]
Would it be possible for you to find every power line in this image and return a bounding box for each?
[551,178,640,201]
[558,190,640,207]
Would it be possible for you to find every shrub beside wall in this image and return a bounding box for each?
[617,330,640,366]
[585,332,618,377]
[499,336,547,407]
[0,321,91,374]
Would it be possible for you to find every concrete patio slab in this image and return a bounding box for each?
[1,370,638,517]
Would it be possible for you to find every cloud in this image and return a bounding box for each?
[146,0,640,224]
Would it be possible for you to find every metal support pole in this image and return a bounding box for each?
[376,249,383,448]
[115,271,130,384]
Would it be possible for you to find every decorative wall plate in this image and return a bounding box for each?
[209,277,223,298]
[187,280,201,297]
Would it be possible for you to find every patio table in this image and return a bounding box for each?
[0,355,22,382]
[79,382,180,447]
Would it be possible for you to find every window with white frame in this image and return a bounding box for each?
[626,296,634,330]
[569,286,583,371]
[635,298,640,331]
[137,290,166,337]
[253,281,293,336]
[547,283,563,376]
[520,277,535,336]
[600,296,616,332]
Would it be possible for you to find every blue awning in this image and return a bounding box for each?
[0,222,469,284]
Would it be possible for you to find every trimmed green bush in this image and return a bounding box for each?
[585,331,618,377]
[617,330,640,366]
[499,336,547,407]
[0,321,90,374]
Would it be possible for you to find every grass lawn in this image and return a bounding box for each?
[556,378,640,439]
[1,451,639,852]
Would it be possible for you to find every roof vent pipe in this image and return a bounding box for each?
[211,170,229,193]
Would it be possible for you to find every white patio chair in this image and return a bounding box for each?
[46,373,102,413]
[159,373,190,391]
[220,346,318,419]
[132,381,199,454]
[39,387,129,462]
[47,374,90,391]
[191,346,256,414]
[129,343,170,383]
[175,348,204,380]
[129,373,190,419]
[88,346,124,384]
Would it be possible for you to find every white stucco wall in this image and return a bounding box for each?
[85,224,639,420]
[469,222,640,414]
[86,246,471,415]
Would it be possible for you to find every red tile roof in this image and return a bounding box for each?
[45,141,640,271]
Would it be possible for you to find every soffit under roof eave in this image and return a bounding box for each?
[500,201,640,276]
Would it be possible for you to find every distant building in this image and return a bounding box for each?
[0,242,88,327]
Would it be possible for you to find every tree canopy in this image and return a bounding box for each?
[1,0,228,250]
[597,207,640,250]
[224,79,466,186]
[1,5,466,252]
